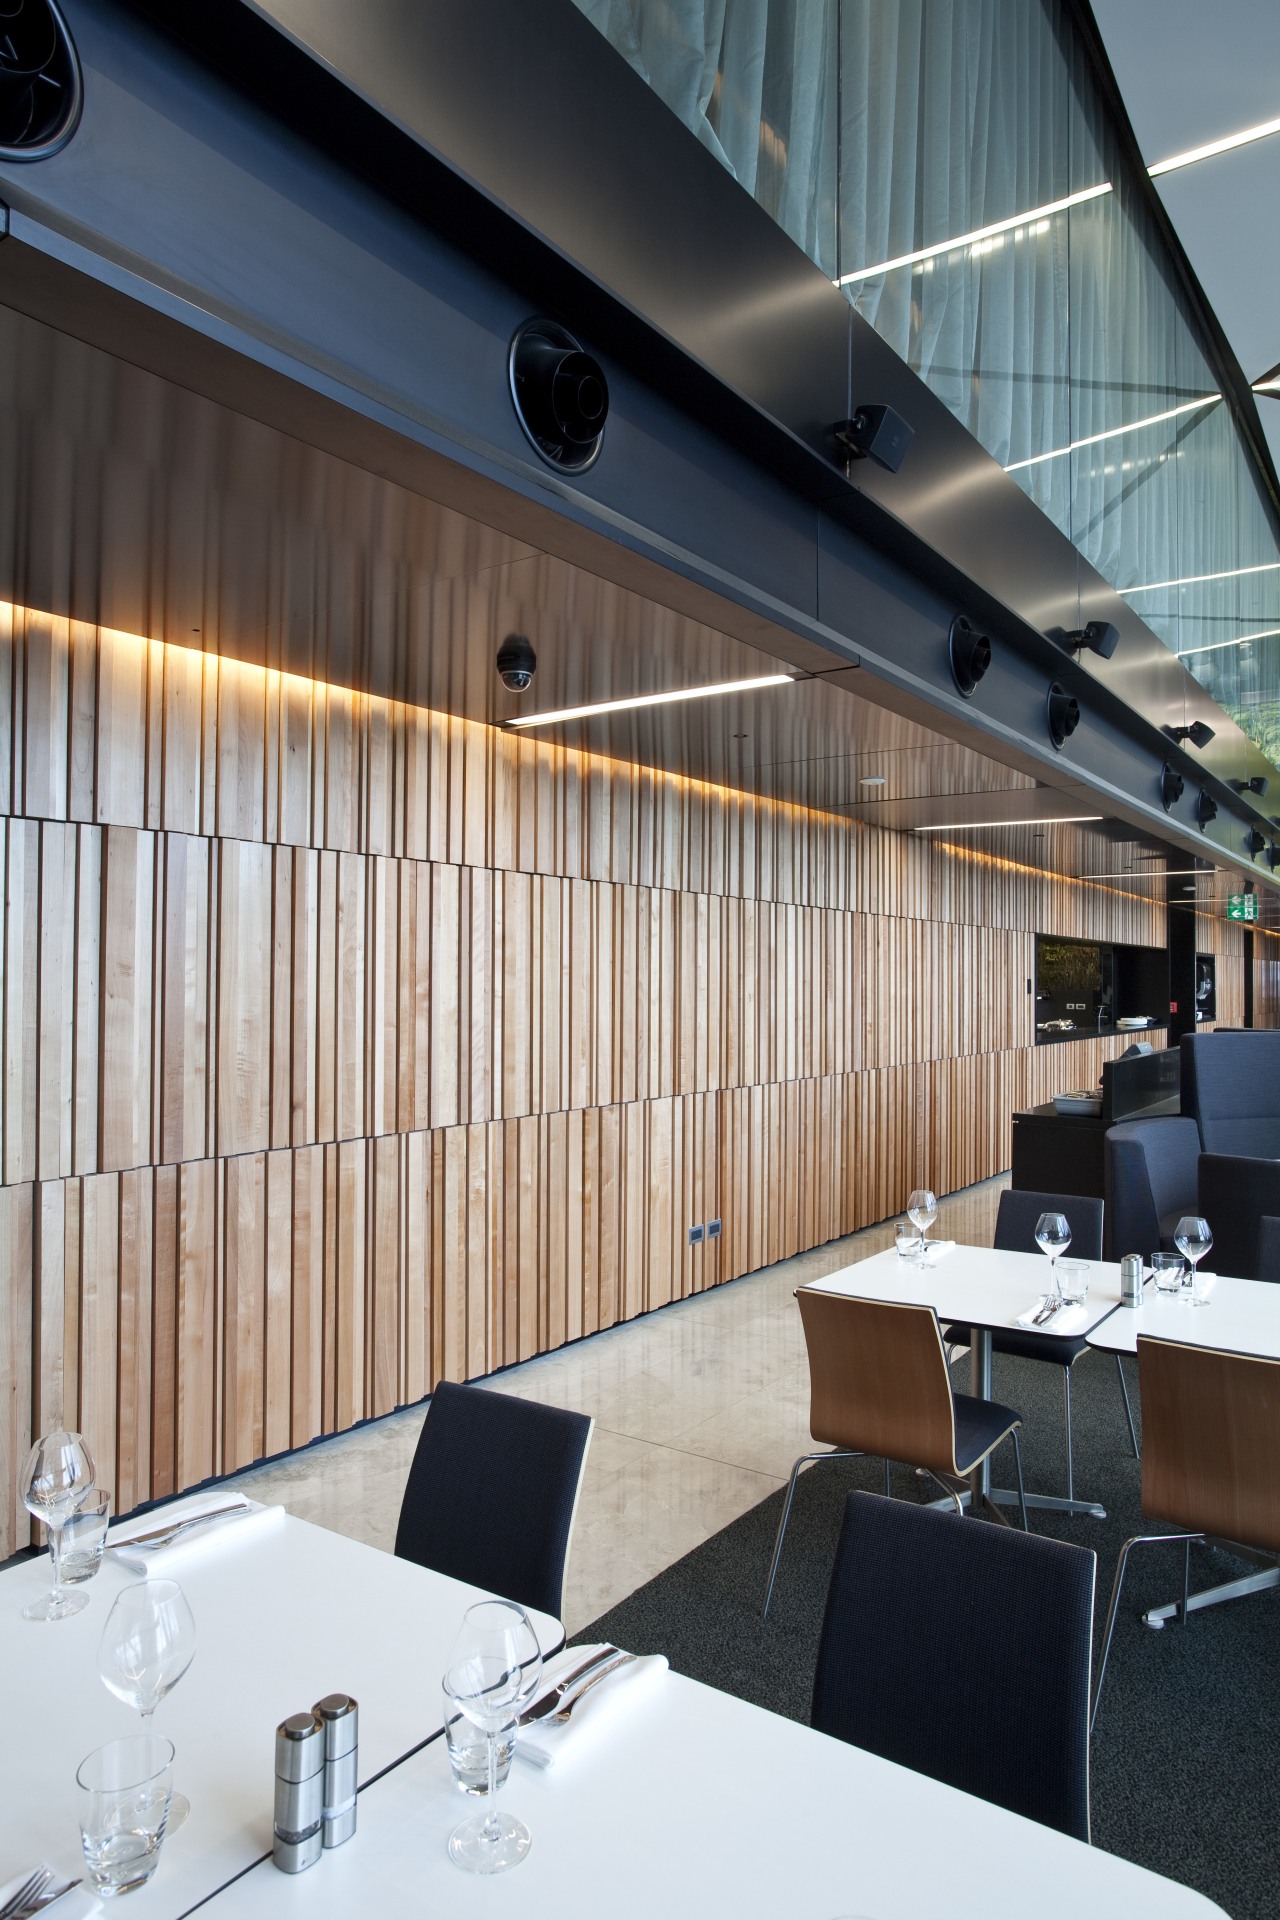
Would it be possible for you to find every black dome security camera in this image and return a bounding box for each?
[497,634,537,694]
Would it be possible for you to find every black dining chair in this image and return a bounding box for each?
[812,1490,1095,1840]
[394,1380,593,1617]
[1257,1217,1280,1284]
[944,1188,1139,1492]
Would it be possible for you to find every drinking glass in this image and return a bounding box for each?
[894,1222,919,1262]
[906,1188,938,1258]
[21,1430,96,1622]
[1174,1216,1214,1299]
[1151,1251,1183,1295]
[78,1734,174,1897]
[441,1680,515,1796]
[1057,1259,1089,1309]
[62,1491,112,1585]
[99,1580,196,1830]
[1034,1212,1072,1299]
[443,1600,542,1873]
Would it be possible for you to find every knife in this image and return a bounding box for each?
[107,1500,252,1551]
[519,1647,623,1726]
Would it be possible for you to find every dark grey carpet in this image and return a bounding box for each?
[576,1346,1278,1920]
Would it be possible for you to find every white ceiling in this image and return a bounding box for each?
[1091,0,1280,475]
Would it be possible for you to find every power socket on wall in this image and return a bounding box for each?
[706,1219,722,1239]
[688,1220,721,1246]
[687,1223,704,1246]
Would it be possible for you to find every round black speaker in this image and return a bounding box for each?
[1247,826,1266,858]
[1197,789,1218,831]
[1160,762,1184,812]
[509,319,609,473]
[1046,681,1080,750]
[948,616,991,698]
[0,0,81,161]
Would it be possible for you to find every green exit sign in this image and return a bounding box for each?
[1228,893,1259,922]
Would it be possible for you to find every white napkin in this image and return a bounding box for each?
[0,1867,101,1919]
[1013,1298,1089,1334]
[108,1491,285,1575]
[516,1644,668,1771]
[921,1239,956,1261]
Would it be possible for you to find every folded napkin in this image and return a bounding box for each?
[1013,1298,1089,1334]
[920,1240,956,1262]
[516,1644,668,1771]
[108,1491,285,1575]
[0,1867,101,1919]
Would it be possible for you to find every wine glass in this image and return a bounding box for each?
[1174,1215,1213,1301]
[907,1188,938,1259]
[21,1431,96,1622]
[1034,1212,1072,1300]
[99,1580,196,1829]
[443,1600,542,1874]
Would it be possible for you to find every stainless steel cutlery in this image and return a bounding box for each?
[106,1500,252,1554]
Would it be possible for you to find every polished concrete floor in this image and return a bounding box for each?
[231,1176,1007,1633]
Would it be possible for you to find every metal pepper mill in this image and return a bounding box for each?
[273,1711,325,1872]
[314,1692,359,1848]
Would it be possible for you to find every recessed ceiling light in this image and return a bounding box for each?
[859,775,887,787]
[505,674,793,729]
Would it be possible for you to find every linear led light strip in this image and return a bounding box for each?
[1178,626,1280,656]
[1004,394,1220,473]
[505,674,793,729]
[914,816,1103,832]
[1077,868,1216,880]
[837,117,1280,289]
[1121,560,1280,595]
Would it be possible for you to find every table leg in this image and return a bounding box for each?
[1143,1541,1280,1628]
[969,1329,993,1506]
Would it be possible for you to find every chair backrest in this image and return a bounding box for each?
[1258,1217,1280,1284]
[1182,1031,1280,1157]
[1138,1336,1280,1553]
[1103,1118,1200,1260]
[1196,1152,1280,1280]
[796,1289,960,1477]
[812,1490,1095,1841]
[394,1380,593,1617]
[994,1188,1104,1260]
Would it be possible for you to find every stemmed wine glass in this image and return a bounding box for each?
[1174,1215,1214,1302]
[98,1580,197,1830]
[443,1600,542,1874]
[21,1431,96,1622]
[907,1188,938,1260]
[1035,1211,1072,1300]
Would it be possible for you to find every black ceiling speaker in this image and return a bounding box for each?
[1231,775,1270,796]
[1247,827,1267,858]
[1046,681,1080,750]
[948,616,991,697]
[509,319,609,473]
[1160,762,1184,812]
[0,0,80,160]
[1063,620,1120,660]
[1268,844,1280,871]
[1164,720,1216,751]
[833,405,915,473]
[1196,789,1218,831]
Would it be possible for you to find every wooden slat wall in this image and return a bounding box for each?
[0,602,1171,1553]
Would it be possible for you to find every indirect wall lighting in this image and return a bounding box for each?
[1120,559,1280,595]
[834,182,1113,286]
[1005,395,1220,473]
[1148,114,1280,178]
[1178,626,1280,656]
[913,816,1103,833]
[1077,868,1214,880]
[504,674,794,729]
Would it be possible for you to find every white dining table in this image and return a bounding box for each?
[805,1244,1125,1518]
[196,1666,1227,1920]
[1087,1271,1280,1626]
[0,1512,563,1919]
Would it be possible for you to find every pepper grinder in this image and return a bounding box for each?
[314,1692,359,1848]
[273,1711,325,1873]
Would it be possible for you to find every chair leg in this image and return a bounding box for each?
[1115,1353,1141,1458]
[1181,1538,1192,1626]
[1062,1366,1075,1503]
[1091,1531,1203,1734]
[883,1457,891,1498]
[761,1450,857,1619]
[1009,1427,1029,1532]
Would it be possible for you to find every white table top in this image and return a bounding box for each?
[1085,1272,1280,1357]
[201,1668,1226,1920]
[0,1515,563,1919]
[805,1243,1123,1343]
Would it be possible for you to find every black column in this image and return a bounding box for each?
[1167,864,1198,1045]
[1244,927,1255,1028]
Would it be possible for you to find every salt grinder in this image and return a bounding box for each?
[314,1692,359,1848]
[1120,1254,1144,1307]
[273,1711,325,1873]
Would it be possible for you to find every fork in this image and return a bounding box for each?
[548,1652,638,1725]
[0,1868,53,1920]
[107,1501,251,1553]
